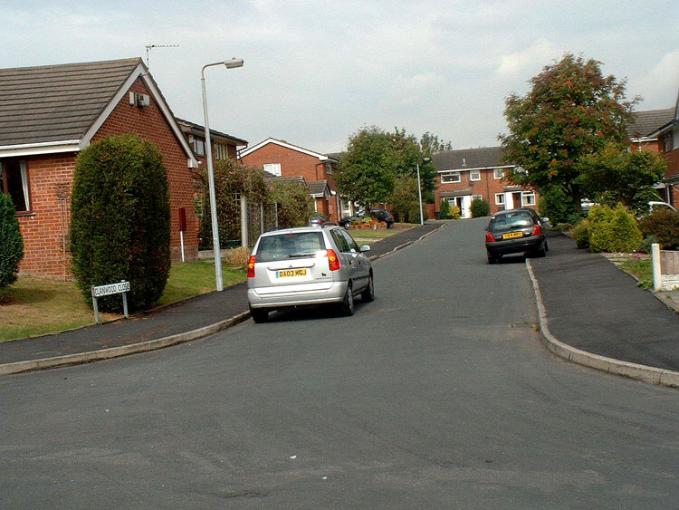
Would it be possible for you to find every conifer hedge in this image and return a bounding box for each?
[0,193,24,289]
[70,135,170,312]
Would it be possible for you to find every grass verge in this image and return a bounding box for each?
[0,260,245,343]
[616,257,653,289]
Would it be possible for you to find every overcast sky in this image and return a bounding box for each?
[2,0,678,153]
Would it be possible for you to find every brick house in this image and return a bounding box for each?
[644,98,679,206]
[0,58,199,278]
[627,108,675,153]
[239,138,341,221]
[432,147,538,218]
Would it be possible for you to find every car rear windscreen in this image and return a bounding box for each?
[489,211,534,232]
[256,232,327,262]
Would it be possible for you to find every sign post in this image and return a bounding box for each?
[91,280,131,325]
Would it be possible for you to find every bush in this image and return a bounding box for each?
[470,198,490,218]
[0,193,24,289]
[390,176,420,223]
[571,219,590,249]
[588,204,643,253]
[270,180,313,229]
[450,205,461,219]
[439,199,452,219]
[71,135,171,312]
[639,208,679,249]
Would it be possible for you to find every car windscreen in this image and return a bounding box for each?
[256,232,327,262]
[489,211,534,232]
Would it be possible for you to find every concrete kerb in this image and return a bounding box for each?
[0,223,447,377]
[525,259,679,389]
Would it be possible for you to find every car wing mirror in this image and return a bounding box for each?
[359,244,371,253]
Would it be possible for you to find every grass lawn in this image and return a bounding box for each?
[616,256,653,289]
[0,260,246,343]
[348,224,414,244]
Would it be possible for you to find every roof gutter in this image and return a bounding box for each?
[0,140,81,158]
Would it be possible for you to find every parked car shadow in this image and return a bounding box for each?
[266,301,368,323]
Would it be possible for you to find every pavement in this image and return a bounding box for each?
[0,222,443,374]
[529,233,679,379]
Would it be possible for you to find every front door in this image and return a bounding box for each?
[460,195,472,218]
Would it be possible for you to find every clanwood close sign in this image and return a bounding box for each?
[92,281,131,298]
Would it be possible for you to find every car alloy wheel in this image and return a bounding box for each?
[340,284,355,316]
[361,275,375,302]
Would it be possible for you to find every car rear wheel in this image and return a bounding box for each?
[250,307,269,323]
[340,284,355,316]
[487,252,498,264]
[361,275,375,302]
[534,242,547,257]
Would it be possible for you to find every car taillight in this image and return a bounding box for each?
[531,224,543,236]
[485,232,496,243]
[247,256,256,278]
[327,249,341,271]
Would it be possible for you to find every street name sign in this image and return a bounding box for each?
[90,280,130,324]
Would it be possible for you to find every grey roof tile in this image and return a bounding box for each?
[432,146,508,171]
[0,58,141,146]
[627,108,674,138]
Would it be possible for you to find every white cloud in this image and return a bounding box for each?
[630,50,679,109]
[495,38,562,77]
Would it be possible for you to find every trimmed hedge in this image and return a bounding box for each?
[439,199,451,219]
[0,193,24,289]
[70,135,171,312]
[588,204,642,253]
[470,198,490,218]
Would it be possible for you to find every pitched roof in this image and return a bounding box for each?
[307,180,329,197]
[176,118,247,146]
[240,138,338,162]
[0,58,142,147]
[432,146,509,171]
[627,108,674,138]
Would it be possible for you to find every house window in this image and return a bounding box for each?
[263,163,282,176]
[495,193,505,205]
[215,143,229,160]
[470,170,481,181]
[194,137,205,156]
[440,171,461,184]
[0,160,30,212]
[521,192,536,206]
[493,168,505,180]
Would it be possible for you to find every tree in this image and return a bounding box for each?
[71,135,170,312]
[0,193,24,290]
[500,54,636,215]
[336,126,449,208]
[576,142,666,213]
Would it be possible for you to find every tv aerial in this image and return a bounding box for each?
[145,44,179,67]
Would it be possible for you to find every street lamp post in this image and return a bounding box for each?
[201,58,244,292]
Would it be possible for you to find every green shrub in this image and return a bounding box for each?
[270,180,313,228]
[538,185,581,224]
[588,204,642,253]
[71,134,171,312]
[470,198,490,218]
[571,219,590,249]
[0,193,24,289]
[450,205,461,219]
[639,208,679,249]
[439,199,451,219]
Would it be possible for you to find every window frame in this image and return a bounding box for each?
[440,171,461,184]
[493,168,505,180]
[194,138,205,156]
[0,159,31,213]
[469,170,481,182]
[263,163,282,177]
[495,193,505,205]
[521,191,536,206]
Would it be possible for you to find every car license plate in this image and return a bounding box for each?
[276,269,308,278]
[502,231,523,240]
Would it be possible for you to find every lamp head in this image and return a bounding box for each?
[224,58,244,69]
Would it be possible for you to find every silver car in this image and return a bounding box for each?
[247,225,374,322]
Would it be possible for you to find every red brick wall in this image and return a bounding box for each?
[93,78,199,262]
[16,154,76,278]
[629,139,662,153]
[242,142,339,221]
[16,77,199,278]
[433,168,539,215]
[664,148,679,180]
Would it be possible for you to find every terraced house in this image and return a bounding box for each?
[0,58,200,277]
[432,147,538,218]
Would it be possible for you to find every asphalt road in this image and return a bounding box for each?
[2,219,679,509]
